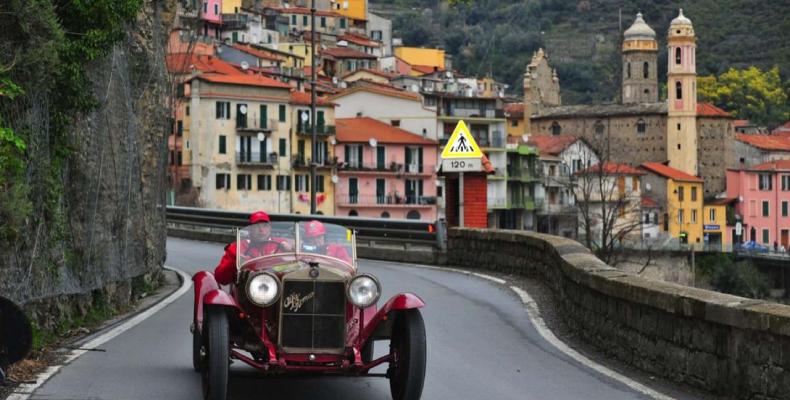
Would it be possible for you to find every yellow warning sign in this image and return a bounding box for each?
[441,120,483,159]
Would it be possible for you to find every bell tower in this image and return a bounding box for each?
[666,9,698,176]
[622,13,658,104]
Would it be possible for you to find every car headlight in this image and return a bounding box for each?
[347,274,381,308]
[246,272,281,307]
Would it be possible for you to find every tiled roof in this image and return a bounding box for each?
[166,54,240,75]
[336,117,436,145]
[640,162,703,182]
[750,159,790,171]
[231,44,284,62]
[331,80,421,102]
[736,133,790,151]
[322,47,377,59]
[410,64,444,75]
[504,102,525,118]
[641,197,660,208]
[289,91,335,106]
[339,33,380,48]
[705,197,737,206]
[341,68,397,80]
[734,119,750,127]
[536,102,667,119]
[772,121,790,135]
[268,6,339,17]
[189,72,292,89]
[578,162,645,176]
[696,102,732,117]
[526,135,578,156]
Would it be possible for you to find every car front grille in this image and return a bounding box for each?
[280,280,346,350]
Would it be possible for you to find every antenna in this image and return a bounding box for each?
[240,61,249,70]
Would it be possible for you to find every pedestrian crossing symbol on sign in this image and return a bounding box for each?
[441,120,483,159]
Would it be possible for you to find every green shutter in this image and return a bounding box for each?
[279,138,286,157]
[219,135,226,154]
[260,105,267,128]
[279,105,286,122]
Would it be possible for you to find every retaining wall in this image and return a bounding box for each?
[448,228,790,400]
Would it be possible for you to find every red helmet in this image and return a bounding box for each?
[304,220,326,238]
[248,211,271,224]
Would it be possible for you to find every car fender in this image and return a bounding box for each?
[193,271,242,332]
[359,293,424,345]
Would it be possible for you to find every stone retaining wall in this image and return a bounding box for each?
[448,228,790,399]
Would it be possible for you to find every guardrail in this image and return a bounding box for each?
[166,206,446,251]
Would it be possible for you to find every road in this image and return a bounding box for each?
[28,237,685,400]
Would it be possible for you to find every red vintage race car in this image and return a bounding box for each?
[191,221,427,400]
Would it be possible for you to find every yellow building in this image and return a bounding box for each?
[289,92,337,215]
[394,47,445,69]
[278,43,311,68]
[504,103,526,137]
[641,162,704,246]
[221,0,241,14]
[666,9,698,176]
[702,202,729,251]
[332,0,367,22]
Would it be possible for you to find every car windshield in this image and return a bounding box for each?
[237,222,296,266]
[298,221,354,264]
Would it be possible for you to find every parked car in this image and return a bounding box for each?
[739,241,770,252]
[191,221,427,400]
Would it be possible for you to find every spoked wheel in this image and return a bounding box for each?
[202,308,229,400]
[388,309,426,400]
[192,322,203,372]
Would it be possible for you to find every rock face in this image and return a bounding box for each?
[0,0,174,326]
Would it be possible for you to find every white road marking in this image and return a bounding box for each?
[365,259,674,400]
[8,266,191,400]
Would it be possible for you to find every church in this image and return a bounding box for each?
[522,10,735,196]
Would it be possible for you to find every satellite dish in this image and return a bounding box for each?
[369,138,378,147]
[645,183,652,191]
[522,134,530,143]
[330,138,337,145]
[337,40,348,47]
[339,82,348,89]
[300,112,309,122]
[410,84,419,92]
[332,76,338,84]
[240,61,249,70]
[445,71,452,78]
[331,175,339,184]
[239,104,247,114]
[257,132,265,141]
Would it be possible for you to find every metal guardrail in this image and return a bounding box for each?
[166,206,445,249]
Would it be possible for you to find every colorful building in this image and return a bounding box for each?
[200,0,222,39]
[504,103,525,137]
[393,47,445,70]
[702,198,732,251]
[641,162,705,246]
[334,117,438,221]
[726,160,790,248]
[321,47,378,77]
[575,162,645,244]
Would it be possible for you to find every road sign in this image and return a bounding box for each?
[442,158,481,172]
[735,222,743,236]
[441,120,483,159]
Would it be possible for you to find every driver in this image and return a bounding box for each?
[302,220,351,263]
[214,211,290,285]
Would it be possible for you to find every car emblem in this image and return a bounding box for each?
[284,291,315,312]
[309,262,320,278]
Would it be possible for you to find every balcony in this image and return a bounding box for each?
[487,196,507,209]
[337,162,434,175]
[236,118,278,132]
[268,66,305,79]
[507,165,542,182]
[442,108,505,119]
[471,131,505,149]
[509,197,536,210]
[222,13,250,30]
[236,151,277,166]
[336,194,438,207]
[291,155,336,169]
[295,124,336,136]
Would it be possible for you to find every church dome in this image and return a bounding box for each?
[624,13,656,41]
[670,8,692,26]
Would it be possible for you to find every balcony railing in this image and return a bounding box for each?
[291,155,335,168]
[487,196,507,208]
[222,13,250,30]
[338,162,433,174]
[336,194,438,207]
[443,108,505,119]
[236,151,277,166]
[296,124,336,136]
[237,119,278,132]
[268,66,305,79]
[509,197,536,210]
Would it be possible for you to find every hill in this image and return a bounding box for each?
[371,0,790,105]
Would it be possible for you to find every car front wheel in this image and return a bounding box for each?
[388,309,426,400]
[202,308,229,400]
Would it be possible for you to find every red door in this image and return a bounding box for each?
[782,229,789,248]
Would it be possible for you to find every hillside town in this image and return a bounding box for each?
[166,0,790,254]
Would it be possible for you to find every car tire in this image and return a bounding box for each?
[192,324,203,372]
[388,309,426,400]
[202,308,229,400]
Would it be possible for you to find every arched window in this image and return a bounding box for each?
[349,210,358,217]
[675,81,683,100]
[406,210,421,220]
[675,47,682,65]
[627,62,631,79]
[636,119,646,134]
[594,120,605,136]
[381,211,390,219]
[643,62,649,79]
[551,121,561,136]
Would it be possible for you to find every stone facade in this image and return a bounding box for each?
[448,228,790,400]
[698,116,737,195]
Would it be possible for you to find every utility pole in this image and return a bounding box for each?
[309,0,318,214]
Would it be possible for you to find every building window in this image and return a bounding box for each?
[321,16,326,28]
[675,81,682,100]
[626,62,631,79]
[691,186,697,202]
[551,121,561,136]
[643,62,649,79]
[236,103,248,128]
[279,104,286,122]
[511,119,518,127]
[303,15,308,25]
[216,173,230,190]
[594,120,605,135]
[258,175,272,191]
[213,3,218,15]
[709,208,716,222]
[763,228,770,244]
[691,209,697,223]
[186,106,190,116]
[381,211,390,218]
[678,209,684,224]
[783,201,788,217]
[675,47,682,64]
[177,151,182,165]
[572,159,582,173]
[291,15,296,25]
[371,30,382,40]
[237,174,252,191]
[406,210,421,220]
[339,18,346,29]
[345,144,363,168]
[295,175,310,192]
[177,120,183,137]
[782,175,790,191]
[636,119,646,134]
[203,2,207,13]
[216,101,230,119]
[763,200,770,217]
[677,186,684,201]
[759,174,773,190]
[348,210,358,216]
[315,175,325,192]
[218,135,226,154]
[279,138,287,157]
[391,119,400,127]
[276,175,291,191]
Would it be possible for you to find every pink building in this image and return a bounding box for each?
[200,0,222,39]
[334,117,438,221]
[726,160,790,248]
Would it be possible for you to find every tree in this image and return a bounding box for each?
[698,66,790,128]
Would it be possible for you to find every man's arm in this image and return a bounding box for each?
[214,243,238,285]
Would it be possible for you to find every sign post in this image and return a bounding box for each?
[440,120,483,228]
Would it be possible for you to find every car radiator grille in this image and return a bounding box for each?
[280,280,345,350]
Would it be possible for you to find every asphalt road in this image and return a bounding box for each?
[29,237,681,400]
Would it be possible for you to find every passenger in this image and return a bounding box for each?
[214,211,290,284]
[302,220,352,263]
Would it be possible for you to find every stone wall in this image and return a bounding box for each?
[448,228,790,399]
[698,117,736,196]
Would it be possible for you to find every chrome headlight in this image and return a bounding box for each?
[347,274,381,308]
[246,272,281,307]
